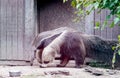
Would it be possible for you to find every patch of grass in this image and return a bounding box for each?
[88,61,111,69]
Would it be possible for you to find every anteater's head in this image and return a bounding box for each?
[41,47,56,67]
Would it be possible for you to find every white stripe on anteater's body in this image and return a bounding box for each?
[41,31,67,63]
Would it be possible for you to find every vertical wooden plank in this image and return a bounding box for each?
[0,0,1,59]
[106,10,113,40]
[11,0,18,60]
[112,21,120,40]
[5,0,18,60]
[106,21,113,40]
[100,9,107,39]
[17,0,24,60]
[34,0,38,34]
[85,7,94,35]
[111,11,120,40]
[0,0,7,59]
[94,10,101,36]
[118,26,120,37]
[24,0,35,60]
[112,26,119,40]
[6,0,12,59]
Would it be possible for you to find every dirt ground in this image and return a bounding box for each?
[0,65,120,78]
[0,59,119,78]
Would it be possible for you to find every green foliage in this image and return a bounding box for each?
[63,0,68,3]
[118,50,120,55]
[64,0,120,28]
[112,52,116,68]
[88,61,111,69]
[112,35,120,68]
[95,22,100,29]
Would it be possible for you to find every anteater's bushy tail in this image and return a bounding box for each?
[82,35,119,66]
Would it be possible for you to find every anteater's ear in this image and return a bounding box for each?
[37,39,46,49]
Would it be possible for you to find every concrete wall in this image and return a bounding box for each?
[39,0,85,32]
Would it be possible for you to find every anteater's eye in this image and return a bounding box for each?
[44,61,49,64]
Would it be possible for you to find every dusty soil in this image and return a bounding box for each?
[0,65,120,78]
[0,59,119,78]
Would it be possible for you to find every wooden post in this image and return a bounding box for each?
[24,0,36,61]
[85,7,94,35]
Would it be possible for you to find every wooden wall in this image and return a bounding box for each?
[85,9,120,40]
[94,10,120,40]
[0,0,35,63]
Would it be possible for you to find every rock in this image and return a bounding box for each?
[106,70,117,75]
[85,67,103,76]
[9,71,21,77]
[40,64,48,68]
[85,67,94,73]
[92,70,103,76]
[58,70,70,75]
[44,70,70,76]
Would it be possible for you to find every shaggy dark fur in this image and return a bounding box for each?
[81,35,118,66]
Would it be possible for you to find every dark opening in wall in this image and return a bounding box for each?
[36,0,61,33]
[37,0,60,10]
